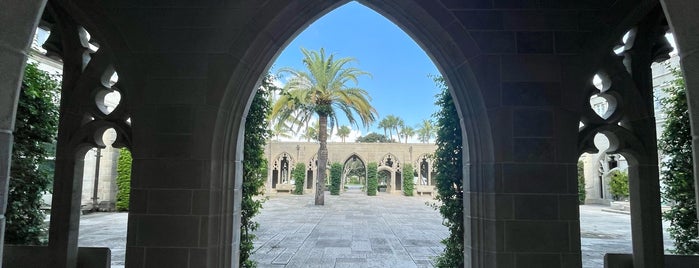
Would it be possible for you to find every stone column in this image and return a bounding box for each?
[660,0,699,231]
[0,0,47,262]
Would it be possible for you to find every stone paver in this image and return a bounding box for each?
[77,192,673,267]
[250,190,445,268]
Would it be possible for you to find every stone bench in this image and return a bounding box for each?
[416,185,435,196]
[275,184,294,193]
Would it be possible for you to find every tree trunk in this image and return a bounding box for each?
[315,114,328,205]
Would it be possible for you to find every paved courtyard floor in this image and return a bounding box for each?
[78,190,672,267]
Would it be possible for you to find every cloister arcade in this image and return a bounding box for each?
[265,142,436,194]
[3,0,699,267]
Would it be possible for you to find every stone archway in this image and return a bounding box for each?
[7,1,697,267]
[341,153,367,190]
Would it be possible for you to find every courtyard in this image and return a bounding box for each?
[78,190,672,268]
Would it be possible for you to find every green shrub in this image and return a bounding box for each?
[367,162,378,196]
[609,170,629,201]
[115,149,132,211]
[577,161,586,204]
[292,163,305,195]
[431,76,464,267]
[402,163,414,196]
[659,66,698,254]
[330,162,342,195]
[6,63,59,245]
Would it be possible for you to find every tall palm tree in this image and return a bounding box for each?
[272,48,377,205]
[393,116,404,143]
[337,125,351,142]
[400,125,415,143]
[417,119,434,143]
[378,118,389,138]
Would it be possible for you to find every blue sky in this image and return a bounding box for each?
[271,1,441,142]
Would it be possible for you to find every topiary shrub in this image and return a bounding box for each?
[431,76,464,267]
[330,162,342,195]
[367,162,378,196]
[609,169,629,201]
[659,66,698,254]
[6,63,59,245]
[115,148,132,211]
[292,163,305,195]
[402,163,414,196]
[577,160,586,204]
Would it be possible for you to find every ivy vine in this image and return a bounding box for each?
[659,66,698,254]
[431,76,464,267]
[240,75,276,267]
[6,63,59,245]
[330,162,342,195]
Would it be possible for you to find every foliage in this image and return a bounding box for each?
[6,63,59,245]
[337,125,351,142]
[330,162,342,195]
[292,163,306,195]
[355,132,392,143]
[431,76,464,267]
[115,149,132,211]
[379,115,404,142]
[417,119,435,143]
[402,163,414,196]
[577,161,586,204]
[240,76,275,267]
[659,66,698,254]
[608,170,629,201]
[367,162,378,196]
[400,126,415,143]
[272,48,377,205]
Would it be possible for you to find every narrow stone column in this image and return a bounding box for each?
[0,0,47,262]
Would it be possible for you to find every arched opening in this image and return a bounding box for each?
[224,1,490,266]
[342,154,366,191]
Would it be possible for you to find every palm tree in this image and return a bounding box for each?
[337,125,351,142]
[301,124,318,142]
[272,48,377,205]
[270,119,293,141]
[378,118,389,138]
[393,116,404,143]
[417,119,434,143]
[400,125,415,143]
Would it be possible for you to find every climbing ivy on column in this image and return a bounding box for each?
[6,63,59,245]
[330,162,342,195]
[367,162,378,196]
[659,67,698,254]
[115,148,132,211]
[577,161,586,204]
[402,163,414,196]
[240,76,275,267]
[292,163,305,195]
[432,76,463,267]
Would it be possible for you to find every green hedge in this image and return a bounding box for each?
[367,162,378,196]
[115,148,132,211]
[292,163,305,195]
[402,163,414,196]
[330,162,342,195]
